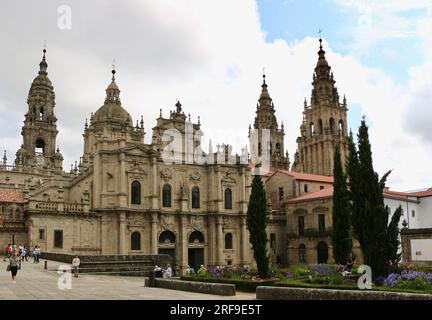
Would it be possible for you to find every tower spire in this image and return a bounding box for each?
[39,45,48,75]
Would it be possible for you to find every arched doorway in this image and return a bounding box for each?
[158,230,176,262]
[188,231,205,271]
[317,241,328,264]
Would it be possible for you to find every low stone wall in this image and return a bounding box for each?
[256,286,432,300]
[40,252,172,264]
[145,278,236,296]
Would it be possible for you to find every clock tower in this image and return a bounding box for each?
[15,49,63,174]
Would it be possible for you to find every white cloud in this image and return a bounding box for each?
[0,0,430,190]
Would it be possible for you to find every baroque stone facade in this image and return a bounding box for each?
[0,50,252,275]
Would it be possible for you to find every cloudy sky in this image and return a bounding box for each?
[0,0,431,191]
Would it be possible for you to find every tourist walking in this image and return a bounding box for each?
[21,246,27,263]
[8,249,20,283]
[163,264,172,279]
[4,244,11,262]
[72,256,80,278]
[33,245,41,263]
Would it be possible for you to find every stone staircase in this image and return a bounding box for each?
[42,253,172,277]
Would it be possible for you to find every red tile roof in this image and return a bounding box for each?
[0,190,24,203]
[285,185,429,204]
[272,169,334,183]
[384,187,432,198]
[286,187,334,204]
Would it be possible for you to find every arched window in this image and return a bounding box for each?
[131,232,141,250]
[191,186,200,209]
[162,184,172,207]
[189,231,204,244]
[35,138,45,154]
[225,233,233,249]
[131,181,141,205]
[159,230,176,244]
[329,118,335,134]
[318,119,323,134]
[299,244,307,264]
[224,188,232,209]
[310,123,315,137]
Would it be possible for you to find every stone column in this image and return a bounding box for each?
[151,212,158,254]
[119,153,127,207]
[216,215,224,265]
[240,216,249,265]
[151,157,159,210]
[118,211,126,254]
[179,215,188,275]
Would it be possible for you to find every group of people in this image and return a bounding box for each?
[153,264,172,278]
[3,243,43,283]
[185,264,207,276]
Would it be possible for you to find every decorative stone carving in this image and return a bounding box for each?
[221,171,236,184]
[190,215,204,231]
[223,216,238,229]
[160,168,173,181]
[189,171,201,184]
[160,214,175,231]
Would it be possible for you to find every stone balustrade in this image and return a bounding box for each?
[27,200,89,213]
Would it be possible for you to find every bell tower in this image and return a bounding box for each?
[292,39,349,176]
[15,49,61,171]
[249,74,290,170]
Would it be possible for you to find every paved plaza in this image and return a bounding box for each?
[0,259,255,300]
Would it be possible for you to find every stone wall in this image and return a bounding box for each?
[401,227,432,264]
[256,286,432,300]
[40,252,172,264]
[145,278,236,296]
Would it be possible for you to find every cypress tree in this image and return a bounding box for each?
[246,173,269,278]
[331,145,352,264]
[348,119,402,278]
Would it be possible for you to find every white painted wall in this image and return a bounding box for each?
[410,239,432,261]
[384,197,421,229]
[418,196,432,228]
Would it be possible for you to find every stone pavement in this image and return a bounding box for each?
[0,259,255,300]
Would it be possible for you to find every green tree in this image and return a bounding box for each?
[246,173,269,278]
[331,145,352,264]
[347,119,402,278]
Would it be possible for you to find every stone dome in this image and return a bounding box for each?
[93,102,132,126]
[92,69,133,126]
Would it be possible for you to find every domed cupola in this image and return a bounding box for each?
[92,69,133,126]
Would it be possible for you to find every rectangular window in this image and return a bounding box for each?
[298,216,305,236]
[270,233,276,249]
[54,230,63,248]
[304,184,309,193]
[412,210,416,218]
[39,229,45,240]
[278,187,284,201]
[318,214,325,234]
[320,185,325,190]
